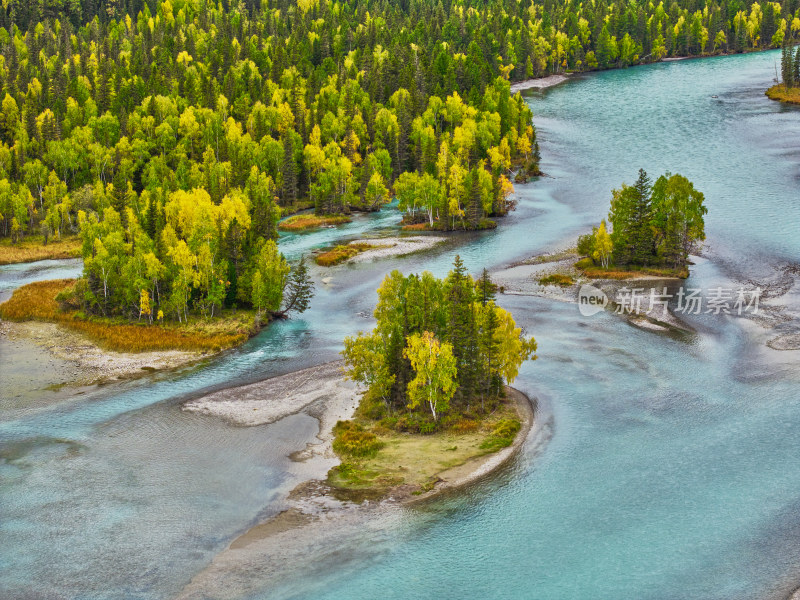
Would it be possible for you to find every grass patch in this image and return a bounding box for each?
[479,418,521,451]
[315,242,380,266]
[538,273,575,287]
[0,279,252,353]
[575,258,689,280]
[766,85,800,105]
[0,235,81,265]
[278,214,351,231]
[327,396,523,497]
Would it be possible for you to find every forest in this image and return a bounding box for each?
[342,257,536,427]
[577,169,707,272]
[0,0,795,321]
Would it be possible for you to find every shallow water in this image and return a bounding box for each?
[1,51,800,599]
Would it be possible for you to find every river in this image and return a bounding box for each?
[1,50,799,600]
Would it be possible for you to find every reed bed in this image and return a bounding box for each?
[278,214,351,231]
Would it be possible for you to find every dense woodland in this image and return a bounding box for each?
[343,257,536,426]
[0,0,794,320]
[578,169,707,271]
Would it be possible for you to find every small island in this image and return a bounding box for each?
[766,43,800,105]
[331,257,537,498]
[525,169,707,290]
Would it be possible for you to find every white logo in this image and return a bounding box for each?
[578,284,608,317]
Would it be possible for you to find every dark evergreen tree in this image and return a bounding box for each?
[279,255,315,316]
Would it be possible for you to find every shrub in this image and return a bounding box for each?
[576,233,596,257]
[538,273,575,287]
[332,420,385,457]
[315,242,378,266]
[393,411,440,434]
[355,392,388,421]
[574,257,595,270]
[480,418,521,451]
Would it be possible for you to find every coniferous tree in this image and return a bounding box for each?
[281,134,297,207]
[476,268,497,305]
[279,255,315,316]
[631,168,654,265]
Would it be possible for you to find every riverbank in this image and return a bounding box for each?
[510,74,570,92]
[0,279,256,353]
[0,320,209,395]
[0,235,81,265]
[0,279,257,392]
[177,363,534,599]
[766,84,800,105]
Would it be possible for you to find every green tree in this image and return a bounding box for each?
[342,332,396,407]
[650,173,707,268]
[250,240,289,316]
[279,255,315,316]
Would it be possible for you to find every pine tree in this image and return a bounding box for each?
[446,255,476,406]
[279,255,315,316]
[476,268,497,305]
[146,194,157,241]
[794,46,800,88]
[478,302,501,406]
[281,134,297,207]
[111,166,129,230]
[631,168,654,265]
[467,168,482,229]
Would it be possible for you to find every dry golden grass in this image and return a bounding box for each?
[0,280,251,353]
[766,85,800,105]
[0,236,81,265]
[400,222,431,231]
[278,214,351,231]
[315,242,379,266]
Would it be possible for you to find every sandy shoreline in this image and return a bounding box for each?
[176,365,535,599]
[0,320,211,394]
[334,235,447,265]
[510,74,570,92]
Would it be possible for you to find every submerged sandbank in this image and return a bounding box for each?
[324,236,447,266]
[176,365,535,600]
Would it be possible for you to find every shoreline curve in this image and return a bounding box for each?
[176,364,536,599]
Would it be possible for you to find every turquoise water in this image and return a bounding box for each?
[2,51,800,599]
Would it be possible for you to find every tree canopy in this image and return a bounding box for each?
[580,170,707,271]
[343,257,536,424]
